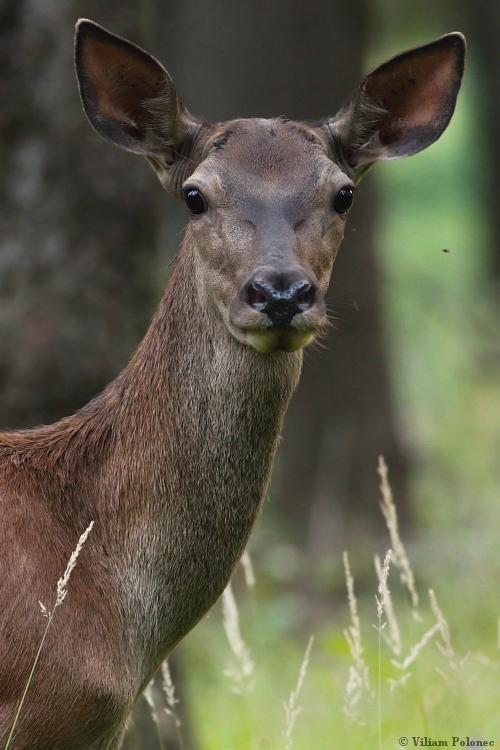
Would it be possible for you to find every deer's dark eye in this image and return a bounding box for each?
[184,188,207,215]
[333,187,354,215]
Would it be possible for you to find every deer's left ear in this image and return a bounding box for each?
[325,32,466,180]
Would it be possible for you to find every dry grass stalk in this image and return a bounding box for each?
[375,550,392,625]
[374,549,392,750]
[374,552,401,656]
[378,456,419,611]
[221,581,254,694]
[241,549,256,589]
[429,589,455,662]
[161,660,179,713]
[54,521,95,610]
[161,660,181,726]
[343,551,371,724]
[142,683,162,736]
[387,672,412,692]
[429,589,468,682]
[6,521,94,750]
[282,636,314,750]
[391,621,440,672]
[143,663,184,750]
[161,660,185,750]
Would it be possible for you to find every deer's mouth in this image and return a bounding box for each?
[228,308,327,353]
[235,326,318,353]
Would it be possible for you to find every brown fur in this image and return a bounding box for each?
[0,20,464,749]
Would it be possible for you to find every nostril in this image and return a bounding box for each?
[293,281,315,311]
[245,280,273,312]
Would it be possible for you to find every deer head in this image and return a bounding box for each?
[75,21,465,354]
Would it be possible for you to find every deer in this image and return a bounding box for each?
[0,19,465,749]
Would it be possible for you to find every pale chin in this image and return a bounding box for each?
[230,326,316,354]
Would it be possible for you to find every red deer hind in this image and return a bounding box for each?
[0,20,465,750]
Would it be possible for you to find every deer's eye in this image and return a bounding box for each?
[333,187,354,215]
[184,188,207,215]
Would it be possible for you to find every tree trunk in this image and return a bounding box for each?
[456,0,500,281]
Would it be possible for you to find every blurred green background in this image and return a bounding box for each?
[1,0,499,747]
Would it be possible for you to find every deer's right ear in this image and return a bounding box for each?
[75,20,201,186]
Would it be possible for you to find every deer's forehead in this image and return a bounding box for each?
[194,118,334,198]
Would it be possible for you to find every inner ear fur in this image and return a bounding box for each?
[328,32,466,176]
[75,19,198,160]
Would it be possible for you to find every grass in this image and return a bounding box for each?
[179,460,499,750]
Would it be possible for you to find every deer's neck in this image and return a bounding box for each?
[96,244,302,677]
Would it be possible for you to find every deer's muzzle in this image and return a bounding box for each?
[229,265,326,352]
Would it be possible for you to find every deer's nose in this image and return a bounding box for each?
[242,268,320,328]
